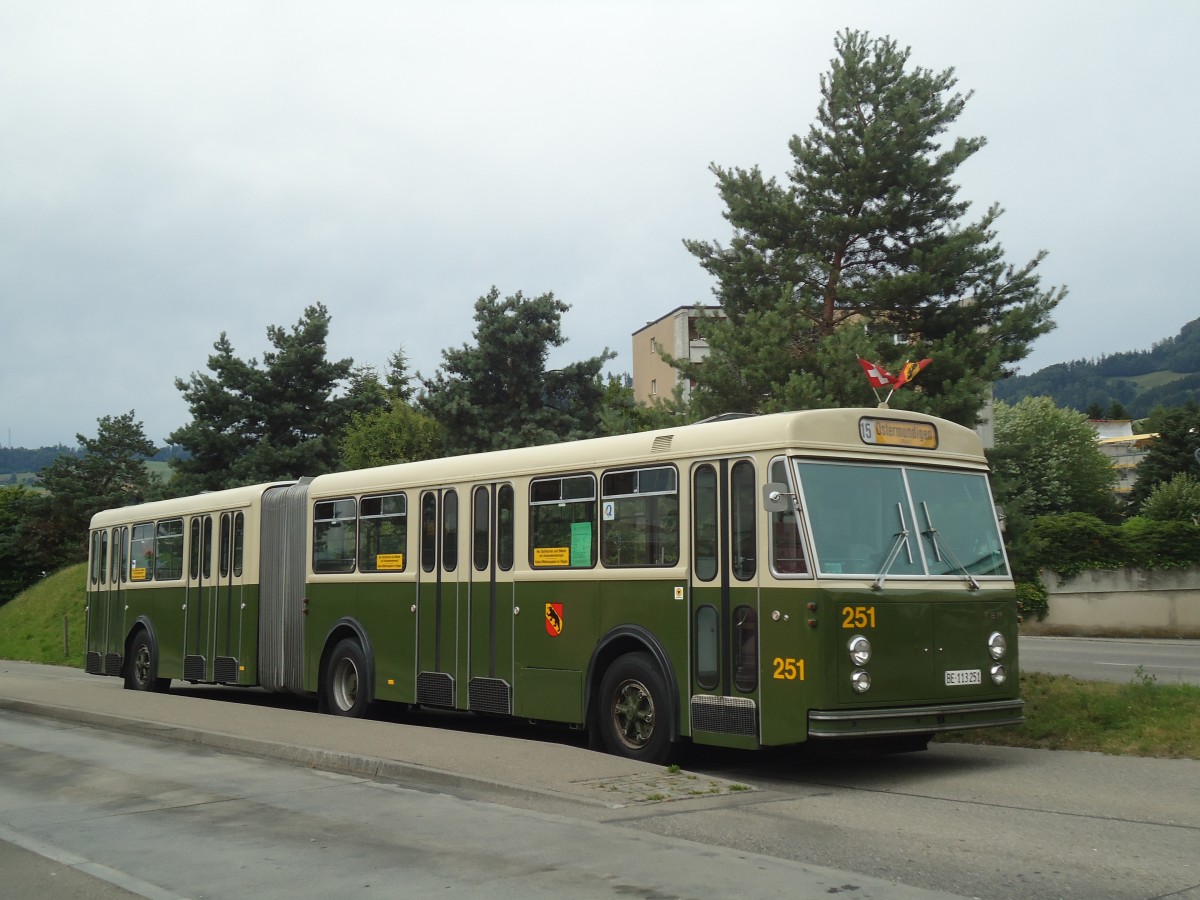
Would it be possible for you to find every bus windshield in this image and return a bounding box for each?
[794,461,1008,580]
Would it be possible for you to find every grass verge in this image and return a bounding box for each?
[940,671,1200,759]
[0,562,86,669]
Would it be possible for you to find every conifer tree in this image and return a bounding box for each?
[420,287,613,454]
[169,304,373,490]
[679,29,1063,424]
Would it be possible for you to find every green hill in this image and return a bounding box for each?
[995,316,1200,416]
[0,563,86,668]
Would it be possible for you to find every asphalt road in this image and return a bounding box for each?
[1019,635,1200,684]
[1,659,1198,900]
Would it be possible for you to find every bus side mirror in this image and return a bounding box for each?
[762,482,795,512]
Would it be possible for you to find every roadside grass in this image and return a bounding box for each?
[3,568,1198,760]
[0,562,86,669]
[940,671,1200,759]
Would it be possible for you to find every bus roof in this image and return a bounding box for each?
[309,407,988,499]
[88,481,296,529]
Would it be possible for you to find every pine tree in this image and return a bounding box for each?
[21,412,158,576]
[420,287,614,454]
[679,30,1063,424]
[169,304,373,490]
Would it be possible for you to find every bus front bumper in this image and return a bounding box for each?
[807,699,1025,739]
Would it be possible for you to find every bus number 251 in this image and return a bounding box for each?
[773,657,805,681]
[841,605,876,629]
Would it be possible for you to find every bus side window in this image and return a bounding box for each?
[472,486,489,572]
[497,485,515,571]
[359,494,406,573]
[313,499,357,574]
[529,474,596,568]
[769,457,808,576]
[99,530,109,585]
[730,460,756,581]
[733,605,758,692]
[695,605,719,690]
[600,466,679,567]
[693,465,718,582]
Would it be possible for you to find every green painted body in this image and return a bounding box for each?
[85,581,261,687]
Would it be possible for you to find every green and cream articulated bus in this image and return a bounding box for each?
[85,408,1023,762]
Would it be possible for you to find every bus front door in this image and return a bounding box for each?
[416,488,461,709]
[688,459,761,748]
[466,483,515,715]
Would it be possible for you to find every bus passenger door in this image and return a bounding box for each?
[184,514,214,681]
[688,459,761,747]
[466,483,515,715]
[86,528,123,675]
[211,511,246,683]
[416,488,460,708]
[103,526,128,675]
[85,530,106,673]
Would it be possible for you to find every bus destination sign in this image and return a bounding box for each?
[859,417,938,450]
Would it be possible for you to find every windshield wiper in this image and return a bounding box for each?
[920,501,980,591]
[873,503,912,591]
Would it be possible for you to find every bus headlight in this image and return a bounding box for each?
[848,635,872,667]
[988,632,1007,660]
[851,669,872,693]
[990,664,1007,686]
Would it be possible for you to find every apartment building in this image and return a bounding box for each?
[630,305,723,405]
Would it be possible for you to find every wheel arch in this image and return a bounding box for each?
[585,625,680,745]
[317,617,376,708]
[124,615,159,662]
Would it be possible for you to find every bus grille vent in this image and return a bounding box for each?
[214,657,239,684]
[651,435,673,453]
[184,655,206,682]
[417,671,455,708]
[468,677,512,715]
[103,652,122,677]
[85,651,102,675]
[690,694,758,736]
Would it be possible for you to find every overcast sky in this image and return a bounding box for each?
[3,1,1196,449]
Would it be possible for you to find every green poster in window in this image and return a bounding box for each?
[570,521,592,567]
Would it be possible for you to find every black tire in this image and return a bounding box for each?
[597,652,673,763]
[322,638,371,717]
[124,630,169,692]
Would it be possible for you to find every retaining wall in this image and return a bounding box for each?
[1023,566,1200,638]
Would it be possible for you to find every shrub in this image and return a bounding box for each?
[1015,513,1200,581]
[1015,580,1049,620]
[1140,473,1200,523]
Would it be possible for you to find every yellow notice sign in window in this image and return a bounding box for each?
[533,547,571,567]
[130,567,148,582]
[375,553,404,571]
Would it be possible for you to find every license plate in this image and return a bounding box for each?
[945,669,981,686]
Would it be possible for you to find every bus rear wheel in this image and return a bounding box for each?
[598,652,672,763]
[322,638,370,717]
[124,630,169,693]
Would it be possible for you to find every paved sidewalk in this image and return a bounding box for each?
[0,660,742,807]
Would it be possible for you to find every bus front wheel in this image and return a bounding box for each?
[322,638,370,718]
[598,652,672,763]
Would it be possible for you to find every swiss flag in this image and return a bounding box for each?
[857,356,894,389]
